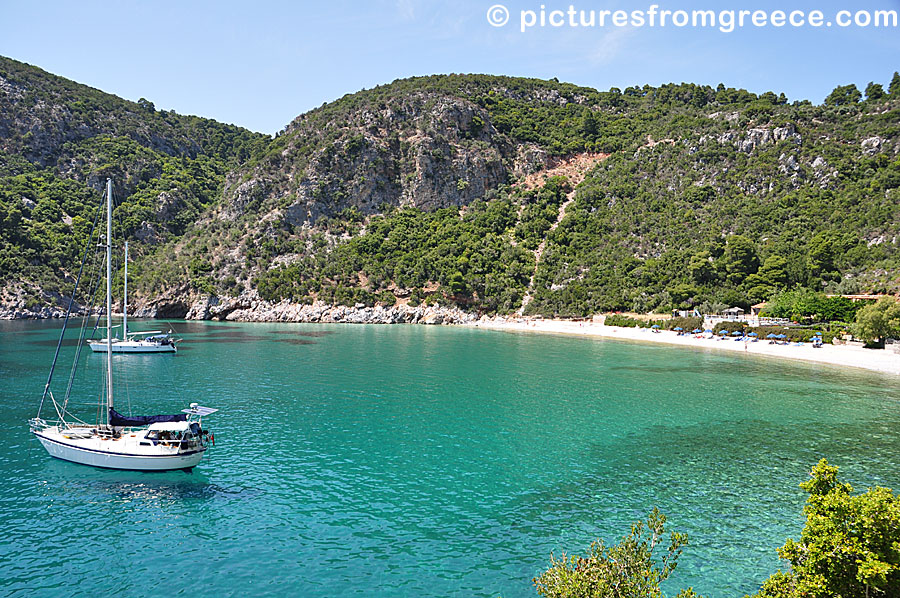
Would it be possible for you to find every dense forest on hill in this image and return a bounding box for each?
[231,72,900,316]
[1,55,898,318]
[0,56,268,301]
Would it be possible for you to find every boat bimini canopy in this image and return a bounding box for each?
[147,421,192,432]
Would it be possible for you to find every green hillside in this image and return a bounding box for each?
[1,55,898,317]
[199,73,900,315]
[0,56,268,301]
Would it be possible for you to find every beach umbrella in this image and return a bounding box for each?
[777,334,786,339]
[674,327,683,331]
[731,330,743,336]
[651,324,660,329]
[692,329,701,333]
[719,330,728,336]
[704,329,713,334]
[766,333,776,338]
[748,332,758,337]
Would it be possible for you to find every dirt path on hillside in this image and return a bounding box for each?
[516,152,610,314]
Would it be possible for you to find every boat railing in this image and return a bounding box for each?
[28,417,49,432]
[145,438,206,451]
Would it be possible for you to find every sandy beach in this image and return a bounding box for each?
[468,318,900,376]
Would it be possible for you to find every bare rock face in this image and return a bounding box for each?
[179,290,478,326]
[773,123,801,143]
[155,191,184,222]
[810,156,837,189]
[738,124,801,153]
[133,221,162,245]
[702,123,802,154]
[861,136,885,156]
[778,153,800,174]
[513,143,552,178]
[222,92,512,225]
[0,71,201,169]
[133,284,194,319]
[185,295,217,320]
[0,285,82,320]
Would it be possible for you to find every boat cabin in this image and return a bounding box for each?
[143,421,203,449]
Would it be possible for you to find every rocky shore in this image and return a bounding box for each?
[0,288,83,320]
[0,304,73,320]
[182,292,479,325]
[0,291,481,326]
[6,292,899,376]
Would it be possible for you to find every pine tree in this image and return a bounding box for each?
[824,84,861,107]
[865,82,885,101]
[890,71,900,96]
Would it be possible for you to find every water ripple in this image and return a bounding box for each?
[2,322,899,597]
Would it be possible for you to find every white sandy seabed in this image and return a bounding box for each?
[467,319,900,377]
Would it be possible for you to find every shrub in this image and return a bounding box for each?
[666,316,702,332]
[751,459,900,598]
[712,321,745,335]
[534,508,701,598]
[604,314,642,327]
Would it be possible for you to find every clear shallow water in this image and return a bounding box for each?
[2,320,899,597]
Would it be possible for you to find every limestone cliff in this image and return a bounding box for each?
[222,94,515,224]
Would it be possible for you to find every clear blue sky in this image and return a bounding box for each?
[3,0,899,133]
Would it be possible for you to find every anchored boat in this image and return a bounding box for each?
[88,241,179,353]
[30,179,217,471]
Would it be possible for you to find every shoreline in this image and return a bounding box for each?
[467,318,900,376]
[6,295,898,376]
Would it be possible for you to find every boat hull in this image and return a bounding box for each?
[33,429,205,471]
[88,341,176,353]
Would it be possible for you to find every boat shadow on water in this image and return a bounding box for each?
[41,460,257,503]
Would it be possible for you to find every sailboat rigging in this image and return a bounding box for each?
[88,241,178,353]
[30,178,217,471]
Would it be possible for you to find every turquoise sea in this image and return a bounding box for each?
[2,320,899,597]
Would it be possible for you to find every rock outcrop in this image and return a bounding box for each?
[861,136,886,156]
[0,304,70,320]
[0,286,81,320]
[180,292,478,325]
[701,123,802,153]
[221,92,511,224]
[2,287,480,327]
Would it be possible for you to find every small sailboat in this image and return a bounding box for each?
[30,179,217,471]
[88,241,178,353]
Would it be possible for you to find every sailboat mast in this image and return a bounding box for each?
[123,241,128,338]
[106,179,114,423]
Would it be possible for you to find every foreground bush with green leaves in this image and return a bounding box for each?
[750,459,900,598]
[533,508,701,598]
[534,460,900,598]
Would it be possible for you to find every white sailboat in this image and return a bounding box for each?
[88,241,178,353]
[30,178,217,471]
